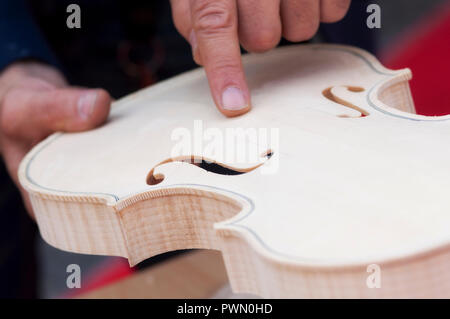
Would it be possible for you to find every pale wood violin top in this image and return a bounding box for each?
[19,44,450,298]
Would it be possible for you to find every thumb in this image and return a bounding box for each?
[2,87,111,141]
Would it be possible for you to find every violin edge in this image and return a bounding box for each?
[18,43,450,298]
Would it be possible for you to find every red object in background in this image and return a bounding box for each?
[62,257,133,298]
[380,2,450,116]
[59,3,450,298]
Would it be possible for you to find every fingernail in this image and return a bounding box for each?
[78,91,97,119]
[221,87,247,110]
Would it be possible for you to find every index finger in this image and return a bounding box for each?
[190,0,251,117]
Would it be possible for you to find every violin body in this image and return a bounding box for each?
[19,44,450,298]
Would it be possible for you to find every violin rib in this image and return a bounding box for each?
[19,44,450,298]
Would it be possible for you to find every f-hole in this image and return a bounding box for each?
[147,150,274,185]
[322,86,368,117]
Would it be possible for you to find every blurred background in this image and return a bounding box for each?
[0,0,449,298]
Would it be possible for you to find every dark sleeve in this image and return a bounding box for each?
[0,0,60,71]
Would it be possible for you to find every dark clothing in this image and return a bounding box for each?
[5,0,197,97]
[0,0,374,298]
[1,1,375,97]
[0,1,59,71]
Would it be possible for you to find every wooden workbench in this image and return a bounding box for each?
[79,250,250,299]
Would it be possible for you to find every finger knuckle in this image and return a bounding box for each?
[299,20,320,41]
[245,29,280,52]
[210,57,242,76]
[171,12,190,37]
[1,90,21,136]
[321,0,350,22]
[193,1,234,34]
[284,22,319,42]
[321,12,343,23]
[282,27,301,42]
[172,18,185,35]
[335,0,351,10]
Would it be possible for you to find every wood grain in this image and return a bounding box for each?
[19,44,450,298]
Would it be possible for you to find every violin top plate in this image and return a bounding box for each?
[19,44,450,297]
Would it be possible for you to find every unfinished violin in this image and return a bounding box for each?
[19,44,450,298]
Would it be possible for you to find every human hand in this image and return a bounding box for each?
[171,0,351,117]
[0,61,111,217]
